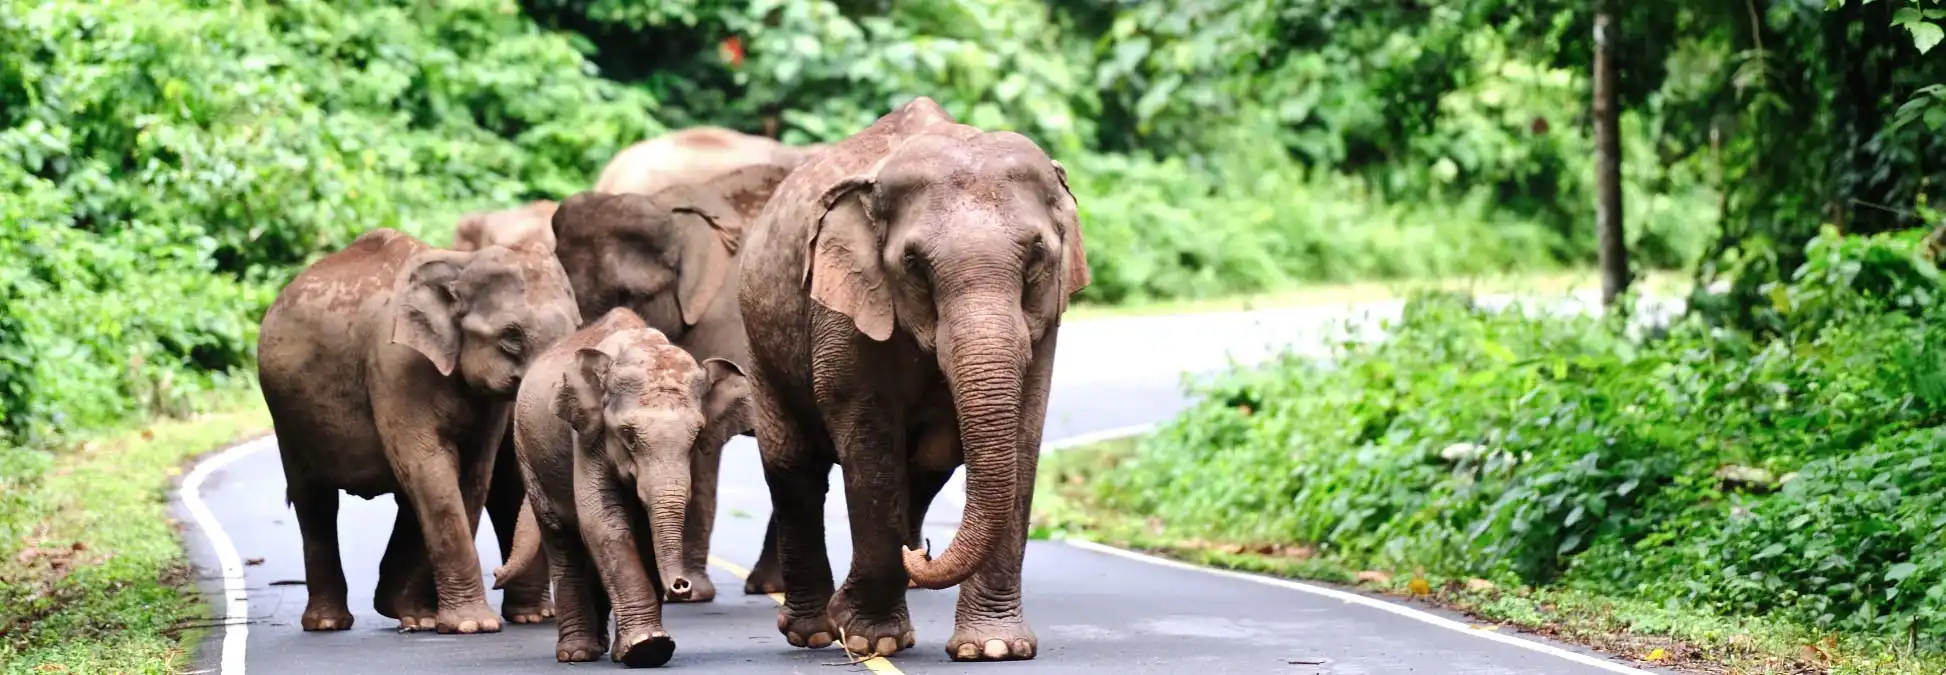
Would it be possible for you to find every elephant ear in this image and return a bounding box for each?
[553,347,614,433]
[804,174,895,341]
[391,252,471,376]
[1049,159,1092,310]
[697,357,751,437]
[670,207,732,327]
[452,212,485,252]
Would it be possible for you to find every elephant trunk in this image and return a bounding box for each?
[491,499,542,589]
[638,463,693,601]
[903,296,1027,589]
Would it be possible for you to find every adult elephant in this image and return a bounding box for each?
[550,161,794,602]
[735,97,1090,662]
[257,230,582,634]
[593,126,821,198]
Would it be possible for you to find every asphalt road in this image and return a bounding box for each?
[176,290,1683,675]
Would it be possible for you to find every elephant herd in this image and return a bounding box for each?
[255,96,1092,668]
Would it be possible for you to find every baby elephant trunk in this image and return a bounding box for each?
[492,500,542,589]
[637,467,693,601]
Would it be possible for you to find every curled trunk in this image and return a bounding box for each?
[492,500,542,589]
[903,302,1026,589]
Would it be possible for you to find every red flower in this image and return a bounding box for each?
[720,36,745,68]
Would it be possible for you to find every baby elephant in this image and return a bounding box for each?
[493,307,750,667]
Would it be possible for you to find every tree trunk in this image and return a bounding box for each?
[1593,1,1629,308]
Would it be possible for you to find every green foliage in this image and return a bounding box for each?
[0,0,657,444]
[1088,228,1946,646]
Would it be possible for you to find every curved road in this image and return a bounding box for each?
[176,291,1681,675]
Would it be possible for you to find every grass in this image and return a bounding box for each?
[1064,268,1692,319]
[1031,437,1946,675]
[0,385,272,674]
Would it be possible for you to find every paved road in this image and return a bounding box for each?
[176,291,1682,675]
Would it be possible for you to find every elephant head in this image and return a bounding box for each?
[452,200,560,253]
[391,242,583,397]
[496,325,750,599]
[803,130,1091,589]
[552,164,793,335]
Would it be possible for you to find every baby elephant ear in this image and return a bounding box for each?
[391,252,471,376]
[553,347,613,430]
[698,357,752,436]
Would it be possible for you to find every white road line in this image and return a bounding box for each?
[1060,539,1659,675]
[181,434,277,675]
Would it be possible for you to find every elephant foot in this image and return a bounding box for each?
[556,633,607,663]
[300,601,354,631]
[946,620,1038,662]
[392,597,438,632]
[435,601,504,634]
[665,572,716,603]
[776,608,835,649]
[744,559,785,595]
[829,592,915,658]
[613,629,675,668]
[502,590,555,624]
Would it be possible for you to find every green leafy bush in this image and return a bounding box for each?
[1089,226,1946,644]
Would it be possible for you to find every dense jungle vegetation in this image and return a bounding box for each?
[3,0,1946,668]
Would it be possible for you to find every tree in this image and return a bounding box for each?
[1592,0,1629,308]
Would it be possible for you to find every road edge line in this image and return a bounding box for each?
[705,555,902,674]
[180,434,277,675]
[1036,426,1657,675]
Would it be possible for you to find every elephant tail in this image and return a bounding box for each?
[492,499,542,589]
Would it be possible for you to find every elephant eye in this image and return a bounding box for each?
[498,327,525,354]
[1028,239,1050,264]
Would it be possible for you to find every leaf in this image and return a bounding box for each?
[1886,562,1919,582]
[1908,21,1944,54]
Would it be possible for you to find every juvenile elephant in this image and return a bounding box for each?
[489,307,750,666]
[453,200,561,252]
[736,97,1091,661]
[592,126,818,198]
[550,163,793,601]
[257,229,581,634]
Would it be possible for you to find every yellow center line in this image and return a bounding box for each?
[707,554,904,674]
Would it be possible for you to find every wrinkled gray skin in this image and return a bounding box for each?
[736,97,1091,662]
[490,307,750,666]
[550,163,793,602]
[593,126,820,198]
[257,230,581,634]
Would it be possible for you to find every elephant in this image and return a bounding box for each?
[733,96,1091,662]
[486,306,750,666]
[257,229,582,634]
[452,200,561,253]
[592,126,820,198]
[549,162,795,601]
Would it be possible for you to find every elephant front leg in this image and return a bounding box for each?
[671,435,727,603]
[541,523,607,662]
[577,468,676,668]
[753,395,837,648]
[744,514,785,595]
[826,410,917,658]
[374,497,438,631]
[390,443,502,634]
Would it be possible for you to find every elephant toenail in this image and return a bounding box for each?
[845,635,869,653]
[956,643,978,659]
[1014,639,1034,656]
[984,639,1008,659]
[459,620,479,633]
[419,618,435,629]
[876,637,898,655]
[787,631,804,646]
[808,631,834,648]
[901,630,915,648]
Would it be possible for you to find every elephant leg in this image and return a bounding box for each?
[744,514,785,595]
[489,435,553,623]
[753,391,836,649]
[904,468,956,590]
[374,495,437,630]
[542,520,606,662]
[575,462,675,668]
[287,481,352,631]
[826,406,916,658]
[946,335,1057,662]
[671,434,727,603]
[389,439,501,634]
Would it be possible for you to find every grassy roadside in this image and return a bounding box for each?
[0,386,271,674]
[1031,437,1945,675]
[1064,268,1692,320]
